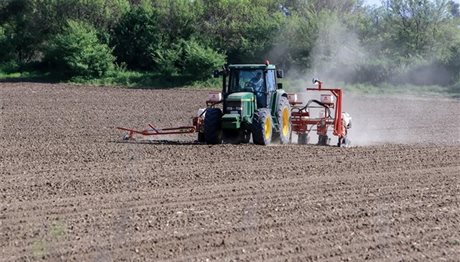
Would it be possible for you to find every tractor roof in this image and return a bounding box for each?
[229,64,277,70]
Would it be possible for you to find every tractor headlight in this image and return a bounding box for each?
[226,106,243,111]
[226,101,243,114]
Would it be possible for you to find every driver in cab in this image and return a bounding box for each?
[249,72,263,91]
[248,71,267,107]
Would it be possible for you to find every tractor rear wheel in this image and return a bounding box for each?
[252,109,272,145]
[204,108,222,144]
[274,96,291,144]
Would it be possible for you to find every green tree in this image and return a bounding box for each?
[271,11,318,70]
[447,0,460,17]
[0,25,15,65]
[111,4,162,70]
[154,39,226,80]
[0,0,458,85]
[308,0,363,13]
[0,0,41,62]
[154,0,204,44]
[45,20,115,78]
[182,39,226,80]
[381,0,452,59]
[0,0,129,64]
[199,0,284,63]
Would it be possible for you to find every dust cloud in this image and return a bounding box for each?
[277,18,458,146]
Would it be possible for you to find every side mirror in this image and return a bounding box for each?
[312,78,318,84]
[277,83,283,89]
[276,70,284,78]
[213,70,221,78]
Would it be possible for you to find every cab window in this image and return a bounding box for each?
[266,70,276,92]
[229,69,265,93]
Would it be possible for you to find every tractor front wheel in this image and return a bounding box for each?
[204,108,222,144]
[252,109,272,145]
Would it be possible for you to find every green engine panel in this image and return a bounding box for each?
[222,114,240,129]
[222,92,255,129]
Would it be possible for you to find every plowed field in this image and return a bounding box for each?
[1,83,459,261]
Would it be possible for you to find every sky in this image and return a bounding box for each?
[363,0,460,6]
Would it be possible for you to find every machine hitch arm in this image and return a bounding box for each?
[117,124,196,140]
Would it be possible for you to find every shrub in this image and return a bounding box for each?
[153,39,226,80]
[0,26,14,62]
[153,46,182,76]
[45,20,115,79]
[182,40,226,80]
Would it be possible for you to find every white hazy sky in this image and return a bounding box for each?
[363,0,460,6]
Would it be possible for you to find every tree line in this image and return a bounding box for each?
[0,0,459,86]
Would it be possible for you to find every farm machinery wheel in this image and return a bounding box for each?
[318,135,330,146]
[252,109,272,145]
[274,97,291,144]
[298,134,309,145]
[338,136,351,147]
[204,108,223,144]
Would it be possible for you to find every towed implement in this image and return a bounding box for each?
[288,79,352,147]
[116,97,219,141]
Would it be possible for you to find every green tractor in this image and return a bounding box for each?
[202,62,291,145]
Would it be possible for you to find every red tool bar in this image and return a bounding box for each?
[116,125,196,136]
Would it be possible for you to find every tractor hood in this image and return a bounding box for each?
[226,92,255,102]
[222,92,255,130]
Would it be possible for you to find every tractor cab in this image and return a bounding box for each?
[223,64,281,109]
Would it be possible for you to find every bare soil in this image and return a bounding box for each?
[1,83,459,261]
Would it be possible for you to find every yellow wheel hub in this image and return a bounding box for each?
[281,107,289,137]
[264,116,272,141]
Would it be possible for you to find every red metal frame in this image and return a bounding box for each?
[290,80,346,141]
[117,100,220,140]
[117,124,197,140]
